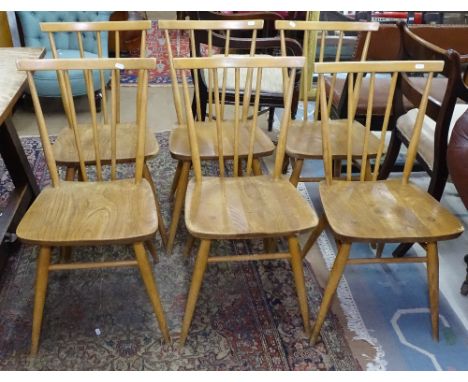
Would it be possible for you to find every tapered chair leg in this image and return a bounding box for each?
[180,239,211,346]
[426,242,439,341]
[65,166,76,181]
[301,214,327,259]
[31,246,52,356]
[167,161,191,254]
[288,236,311,335]
[289,158,304,187]
[183,234,196,257]
[143,163,168,248]
[170,160,183,201]
[133,242,170,343]
[311,242,351,344]
[252,159,263,176]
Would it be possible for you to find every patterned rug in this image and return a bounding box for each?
[0,132,359,370]
[120,21,191,86]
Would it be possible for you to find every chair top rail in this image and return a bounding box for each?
[158,19,264,31]
[275,20,379,32]
[17,57,156,71]
[314,60,444,74]
[40,20,152,32]
[173,56,305,70]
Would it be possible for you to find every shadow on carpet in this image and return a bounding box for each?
[0,132,359,370]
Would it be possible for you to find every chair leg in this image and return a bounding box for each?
[252,159,262,176]
[133,242,170,343]
[426,242,439,341]
[288,236,311,336]
[301,214,327,259]
[183,234,196,257]
[143,162,168,249]
[268,106,275,131]
[310,242,351,344]
[170,161,183,202]
[65,166,76,181]
[180,239,211,346]
[144,240,159,263]
[167,161,191,255]
[289,158,304,187]
[281,154,291,174]
[59,247,71,263]
[31,246,52,356]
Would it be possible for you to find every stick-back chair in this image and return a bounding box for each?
[41,20,167,251]
[276,20,380,186]
[159,19,279,254]
[305,60,463,344]
[16,57,170,355]
[172,55,318,346]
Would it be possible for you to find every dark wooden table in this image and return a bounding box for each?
[0,47,44,273]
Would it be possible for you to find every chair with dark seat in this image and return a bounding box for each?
[171,55,318,345]
[307,60,463,344]
[16,57,170,355]
[378,22,468,257]
[160,19,302,254]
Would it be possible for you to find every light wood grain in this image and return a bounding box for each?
[286,119,382,159]
[275,20,379,32]
[319,179,463,242]
[169,121,274,161]
[159,19,264,30]
[16,57,156,71]
[185,176,318,239]
[0,47,44,125]
[41,20,152,32]
[314,60,444,74]
[17,179,158,246]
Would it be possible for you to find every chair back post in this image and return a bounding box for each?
[17,58,155,185]
[159,19,264,124]
[314,60,444,185]
[276,20,379,123]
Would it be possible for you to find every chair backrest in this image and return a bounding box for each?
[315,60,444,185]
[16,57,155,185]
[41,20,152,126]
[276,20,379,121]
[173,56,304,180]
[159,19,265,125]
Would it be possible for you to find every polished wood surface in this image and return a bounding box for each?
[16,179,157,245]
[307,60,462,345]
[275,20,379,32]
[175,55,316,346]
[185,176,318,239]
[319,179,463,242]
[41,20,151,32]
[17,58,170,354]
[286,119,382,159]
[159,19,264,31]
[53,123,159,164]
[170,121,274,160]
[0,48,44,124]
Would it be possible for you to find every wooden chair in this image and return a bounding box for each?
[172,55,318,346]
[159,19,281,254]
[275,20,380,186]
[305,60,463,344]
[15,57,170,355]
[378,22,468,258]
[40,20,168,253]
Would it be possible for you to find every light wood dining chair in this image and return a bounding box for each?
[307,60,464,344]
[16,57,170,355]
[275,20,380,186]
[159,20,277,254]
[40,21,167,253]
[172,55,318,346]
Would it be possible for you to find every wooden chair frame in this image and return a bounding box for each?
[299,60,463,344]
[172,55,318,346]
[40,21,167,253]
[16,57,170,355]
[275,20,380,186]
[160,19,283,254]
